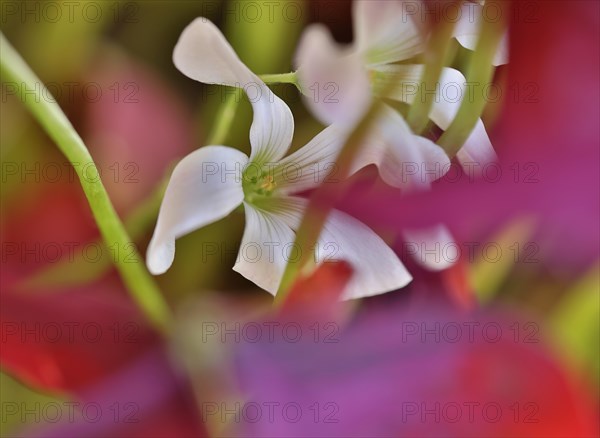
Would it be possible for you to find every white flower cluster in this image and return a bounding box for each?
[147,0,506,299]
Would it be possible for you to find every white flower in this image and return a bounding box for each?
[294,0,507,271]
[146,19,452,299]
[295,0,507,168]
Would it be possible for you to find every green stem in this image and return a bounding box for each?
[406,12,458,134]
[206,87,242,145]
[1,33,172,334]
[437,14,505,156]
[259,72,301,91]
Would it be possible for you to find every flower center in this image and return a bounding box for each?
[242,168,277,202]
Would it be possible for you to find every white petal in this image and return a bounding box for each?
[271,197,412,299]
[264,197,412,299]
[273,106,448,195]
[456,119,498,173]
[353,0,424,65]
[453,3,508,66]
[403,225,458,271]
[173,18,254,87]
[248,83,295,165]
[354,105,450,189]
[173,18,293,163]
[414,135,454,182]
[274,123,347,194]
[372,65,497,168]
[321,208,413,299]
[294,24,371,126]
[232,201,297,295]
[147,146,247,275]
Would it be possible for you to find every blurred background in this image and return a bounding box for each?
[1,1,598,437]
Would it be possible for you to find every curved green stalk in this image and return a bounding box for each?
[406,14,458,134]
[1,33,172,334]
[259,72,301,91]
[437,15,505,155]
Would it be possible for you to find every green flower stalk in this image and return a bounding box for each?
[0,33,172,334]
